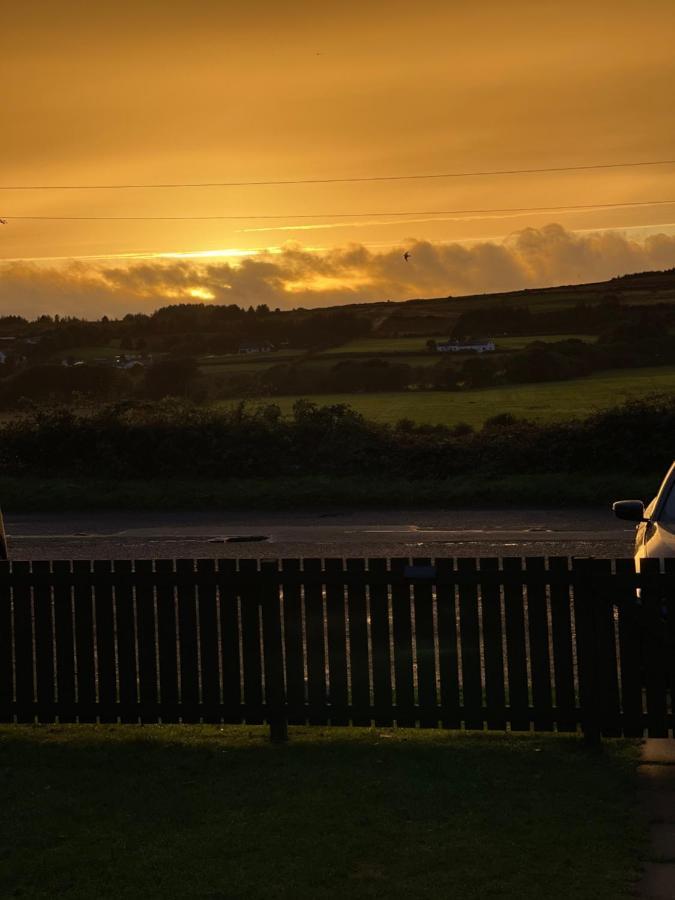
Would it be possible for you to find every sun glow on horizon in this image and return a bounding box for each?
[187,287,216,300]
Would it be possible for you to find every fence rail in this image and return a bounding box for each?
[1,556,674,741]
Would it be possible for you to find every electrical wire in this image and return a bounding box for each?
[2,198,675,222]
[1,158,675,191]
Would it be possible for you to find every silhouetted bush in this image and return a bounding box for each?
[0,394,672,481]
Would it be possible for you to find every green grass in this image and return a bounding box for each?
[46,345,123,362]
[200,356,444,378]
[199,352,301,367]
[301,353,439,368]
[227,366,675,428]
[321,336,434,354]
[0,471,662,512]
[0,725,644,900]
[326,334,594,355]
[199,360,285,375]
[494,334,594,350]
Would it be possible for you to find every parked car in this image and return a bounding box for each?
[613,462,675,563]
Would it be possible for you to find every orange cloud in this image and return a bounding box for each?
[1,224,675,319]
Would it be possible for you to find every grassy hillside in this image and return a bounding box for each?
[343,268,675,325]
[223,365,675,428]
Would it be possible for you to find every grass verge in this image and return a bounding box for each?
[0,472,661,512]
[0,726,644,900]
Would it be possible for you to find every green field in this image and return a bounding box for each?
[46,345,123,362]
[321,336,433,354]
[303,353,438,369]
[198,334,595,377]
[226,365,675,428]
[328,334,594,355]
[0,726,642,900]
[200,351,300,366]
[199,359,286,375]
[494,334,594,350]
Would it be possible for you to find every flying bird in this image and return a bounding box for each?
[0,219,6,225]
[403,251,411,261]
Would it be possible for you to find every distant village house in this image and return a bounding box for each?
[238,342,275,354]
[435,338,496,353]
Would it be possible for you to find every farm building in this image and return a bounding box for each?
[238,342,275,354]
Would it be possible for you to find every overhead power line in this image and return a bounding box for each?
[1,158,675,191]
[2,198,675,222]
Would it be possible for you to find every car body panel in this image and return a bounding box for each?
[625,462,675,565]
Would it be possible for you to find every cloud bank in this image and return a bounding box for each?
[2,224,675,319]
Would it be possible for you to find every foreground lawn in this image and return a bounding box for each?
[227,365,675,427]
[0,726,643,899]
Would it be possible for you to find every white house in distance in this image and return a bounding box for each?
[435,338,496,353]
[238,342,275,354]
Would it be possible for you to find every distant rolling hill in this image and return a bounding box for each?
[310,267,675,336]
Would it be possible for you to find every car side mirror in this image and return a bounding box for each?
[612,500,648,523]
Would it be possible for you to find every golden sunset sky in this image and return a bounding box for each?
[3,0,675,315]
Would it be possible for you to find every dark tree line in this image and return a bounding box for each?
[0,305,373,358]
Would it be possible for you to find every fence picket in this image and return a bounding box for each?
[325,559,348,725]
[12,561,33,723]
[0,561,11,722]
[503,558,529,732]
[93,560,116,721]
[303,559,326,725]
[526,557,553,732]
[176,559,199,723]
[412,556,437,728]
[135,560,158,723]
[155,559,179,722]
[664,559,675,738]
[196,559,219,722]
[480,558,506,730]
[548,557,576,732]
[592,559,621,737]
[281,559,304,724]
[641,558,668,738]
[260,560,286,740]
[112,560,137,723]
[614,557,643,737]
[239,559,263,724]
[73,560,96,724]
[458,558,483,730]
[368,559,393,727]
[346,558,370,726]
[390,558,414,727]
[436,558,460,729]
[33,561,54,723]
[218,559,241,723]
[52,560,75,724]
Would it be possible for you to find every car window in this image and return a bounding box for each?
[658,482,675,524]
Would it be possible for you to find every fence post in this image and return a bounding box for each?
[0,507,8,561]
[261,561,288,743]
[572,558,602,748]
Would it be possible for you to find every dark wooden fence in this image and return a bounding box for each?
[1,556,674,740]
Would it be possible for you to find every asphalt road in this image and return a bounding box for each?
[3,508,636,560]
